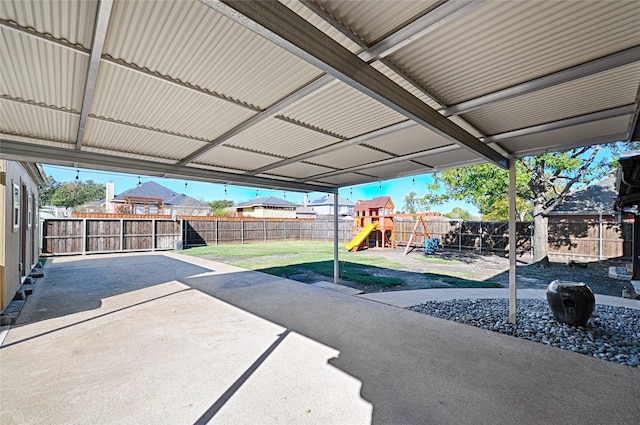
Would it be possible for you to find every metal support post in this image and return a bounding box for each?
[334,194,339,284]
[508,157,517,324]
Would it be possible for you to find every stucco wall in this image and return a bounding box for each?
[1,161,42,311]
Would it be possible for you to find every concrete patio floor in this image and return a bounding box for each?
[1,252,638,424]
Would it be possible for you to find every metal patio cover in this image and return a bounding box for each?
[1,0,639,194]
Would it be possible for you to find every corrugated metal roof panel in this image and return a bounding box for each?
[360,124,450,156]
[280,80,406,138]
[0,133,71,149]
[313,0,439,45]
[464,63,640,135]
[417,148,480,169]
[187,163,244,174]
[311,172,373,187]
[0,98,78,143]
[282,0,362,54]
[84,118,208,161]
[371,61,441,109]
[449,115,483,138]
[356,161,431,180]
[91,61,256,141]
[391,0,640,104]
[223,118,340,158]
[1,27,89,111]
[308,145,392,169]
[82,146,176,164]
[262,162,335,180]
[500,116,633,155]
[104,0,323,110]
[0,0,97,48]
[195,146,279,171]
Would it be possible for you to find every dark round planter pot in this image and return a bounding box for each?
[546,280,595,327]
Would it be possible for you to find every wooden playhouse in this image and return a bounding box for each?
[347,196,396,251]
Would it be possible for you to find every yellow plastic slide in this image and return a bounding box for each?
[346,223,378,251]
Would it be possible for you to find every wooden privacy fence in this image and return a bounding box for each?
[43,218,181,255]
[399,219,632,261]
[183,218,353,245]
[43,216,633,262]
[547,221,633,262]
[395,219,532,255]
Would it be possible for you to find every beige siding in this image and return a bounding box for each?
[1,161,42,310]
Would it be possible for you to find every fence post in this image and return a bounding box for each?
[284,220,287,241]
[263,220,266,243]
[152,219,156,252]
[82,218,87,255]
[120,218,124,252]
[598,212,603,261]
[458,222,462,251]
[327,219,329,241]
[215,220,218,245]
[241,220,244,244]
[530,224,533,258]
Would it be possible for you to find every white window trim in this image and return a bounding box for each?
[13,183,20,229]
[28,192,33,228]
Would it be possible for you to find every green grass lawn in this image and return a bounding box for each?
[181,241,497,289]
[182,241,405,287]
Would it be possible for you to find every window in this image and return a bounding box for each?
[28,193,33,228]
[13,184,20,229]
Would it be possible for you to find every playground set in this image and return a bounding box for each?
[345,196,441,255]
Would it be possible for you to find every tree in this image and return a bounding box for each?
[444,207,474,221]
[209,199,234,216]
[39,175,61,205]
[427,144,623,262]
[45,180,106,209]
[402,191,430,214]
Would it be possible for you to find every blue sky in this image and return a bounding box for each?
[42,164,479,215]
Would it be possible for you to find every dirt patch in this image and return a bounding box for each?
[335,248,634,297]
[199,248,635,297]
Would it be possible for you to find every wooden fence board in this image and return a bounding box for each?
[43,218,633,261]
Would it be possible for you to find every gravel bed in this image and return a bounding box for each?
[408,299,640,367]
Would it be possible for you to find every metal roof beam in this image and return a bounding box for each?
[483,104,638,143]
[303,145,460,181]
[205,0,507,168]
[183,1,481,166]
[628,86,640,142]
[76,0,113,150]
[443,46,640,116]
[176,75,335,165]
[507,133,629,159]
[246,120,416,176]
[359,0,481,62]
[0,140,337,193]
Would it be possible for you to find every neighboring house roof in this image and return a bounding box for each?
[296,206,317,217]
[112,181,209,207]
[234,196,300,208]
[308,194,355,207]
[550,176,618,215]
[354,196,394,211]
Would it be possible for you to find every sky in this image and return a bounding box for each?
[42,164,479,216]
